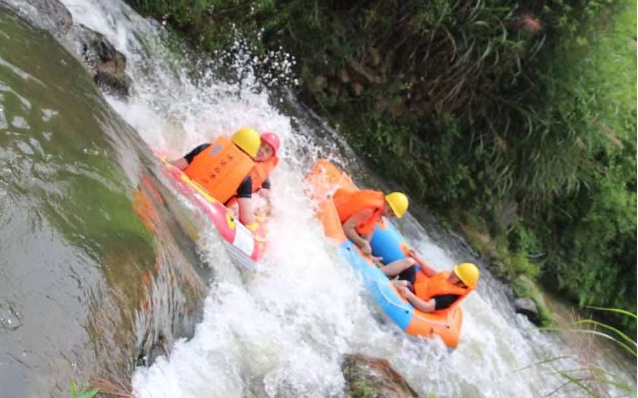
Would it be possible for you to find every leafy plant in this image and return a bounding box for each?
[352,380,376,398]
[51,381,99,398]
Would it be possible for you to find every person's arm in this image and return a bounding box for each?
[259,188,271,201]
[361,231,374,241]
[236,176,255,225]
[396,284,436,313]
[257,186,272,216]
[169,144,209,171]
[237,197,254,225]
[342,208,374,254]
[381,257,417,277]
[408,249,437,277]
[169,157,189,170]
[255,189,272,217]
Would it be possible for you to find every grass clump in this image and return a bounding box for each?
[51,381,98,398]
[351,380,376,398]
[538,308,637,397]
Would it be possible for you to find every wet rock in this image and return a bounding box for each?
[342,354,418,398]
[3,0,73,35]
[3,0,131,97]
[74,25,132,97]
[35,0,73,32]
[514,297,541,325]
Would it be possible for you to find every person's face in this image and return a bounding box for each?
[448,272,468,289]
[254,142,274,161]
[383,205,395,218]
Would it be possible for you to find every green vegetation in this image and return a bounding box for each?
[513,275,554,326]
[51,381,98,398]
[539,308,637,397]
[351,380,376,398]
[124,0,637,335]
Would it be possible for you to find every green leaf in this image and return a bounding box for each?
[74,387,100,398]
[586,306,637,320]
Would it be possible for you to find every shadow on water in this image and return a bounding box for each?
[0,7,210,398]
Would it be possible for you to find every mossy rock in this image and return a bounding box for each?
[513,275,553,326]
[342,354,418,398]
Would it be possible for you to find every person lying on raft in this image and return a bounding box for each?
[388,261,480,313]
[333,190,409,255]
[249,132,280,216]
[169,127,280,225]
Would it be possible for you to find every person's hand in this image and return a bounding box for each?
[360,241,372,255]
[261,203,272,217]
[229,206,239,219]
[398,284,412,298]
[392,279,411,296]
[254,206,267,217]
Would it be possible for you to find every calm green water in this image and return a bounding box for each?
[0,8,205,398]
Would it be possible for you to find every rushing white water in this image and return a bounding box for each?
[23,0,635,396]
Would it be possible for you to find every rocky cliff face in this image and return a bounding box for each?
[3,0,132,96]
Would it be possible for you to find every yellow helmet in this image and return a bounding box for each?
[231,127,261,157]
[385,192,409,218]
[453,262,479,288]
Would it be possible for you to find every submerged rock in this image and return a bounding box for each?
[342,354,419,398]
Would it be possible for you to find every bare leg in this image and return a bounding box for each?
[391,279,410,288]
[381,257,416,277]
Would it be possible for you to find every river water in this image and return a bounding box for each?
[0,1,635,398]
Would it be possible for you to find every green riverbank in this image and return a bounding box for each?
[125,0,636,335]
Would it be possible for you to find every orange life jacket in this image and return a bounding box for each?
[250,156,279,192]
[224,155,279,207]
[413,271,473,314]
[332,189,386,235]
[184,136,255,204]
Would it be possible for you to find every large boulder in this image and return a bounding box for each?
[2,0,132,97]
[512,275,546,326]
[2,0,72,35]
[74,25,132,97]
[342,354,419,398]
[514,297,541,326]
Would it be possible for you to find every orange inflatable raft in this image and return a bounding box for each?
[156,153,268,268]
[305,159,464,347]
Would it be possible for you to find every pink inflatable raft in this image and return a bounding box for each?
[156,154,268,268]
